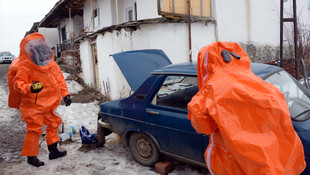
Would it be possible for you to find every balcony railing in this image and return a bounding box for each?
[55,40,79,58]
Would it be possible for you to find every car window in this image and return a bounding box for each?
[152,75,198,109]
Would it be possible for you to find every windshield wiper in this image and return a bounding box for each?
[294,109,310,120]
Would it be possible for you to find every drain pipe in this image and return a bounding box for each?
[69,8,72,41]
[116,0,119,24]
[187,0,192,62]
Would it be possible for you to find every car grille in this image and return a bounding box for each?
[1,57,12,60]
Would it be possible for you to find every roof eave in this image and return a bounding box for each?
[39,0,85,28]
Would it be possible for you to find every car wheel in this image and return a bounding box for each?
[97,124,106,147]
[129,133,160,167]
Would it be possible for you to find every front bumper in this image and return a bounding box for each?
[0,60,12,63]
[98,118,112,130]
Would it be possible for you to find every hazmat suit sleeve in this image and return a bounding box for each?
[52,63,70,99]
[188,88,217,135]
[12,66,32,94]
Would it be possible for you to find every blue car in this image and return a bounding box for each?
[97,50,310,173]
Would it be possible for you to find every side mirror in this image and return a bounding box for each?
[301,58,310,89]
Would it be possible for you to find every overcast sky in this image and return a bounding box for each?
[0,0,59,56]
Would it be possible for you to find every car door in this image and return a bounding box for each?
[145,75,207,164]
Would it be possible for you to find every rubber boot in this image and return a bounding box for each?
[48,142,67,160]
[27,156,44,167]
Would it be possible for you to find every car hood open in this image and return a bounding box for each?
[111,49,172,91]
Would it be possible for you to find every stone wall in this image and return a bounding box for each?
[240,42,298,78]
[60,50,81,68]
[239,42,292,63]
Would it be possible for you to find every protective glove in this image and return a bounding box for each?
[64,95,71,106]
[30,82,43,93]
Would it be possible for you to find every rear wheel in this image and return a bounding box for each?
[129,133,160,166]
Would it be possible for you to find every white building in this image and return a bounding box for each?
[39,0,84,66]
[39,0,310,100]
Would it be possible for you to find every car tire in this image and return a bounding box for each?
[129,133,160,167]
[97,125,106,147]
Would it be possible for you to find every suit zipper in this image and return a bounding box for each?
[35,94,38,104]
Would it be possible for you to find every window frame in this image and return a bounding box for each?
[61,26,67,42]
[134,2,137,20]
[126,6,134,22]
[151,74,198,110]
[93,8,100,29]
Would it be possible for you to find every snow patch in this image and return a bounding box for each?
[66,80,83,95]
[63,72,70,79]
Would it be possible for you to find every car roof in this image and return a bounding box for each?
[152,62,197,75]
[152,62,283,79]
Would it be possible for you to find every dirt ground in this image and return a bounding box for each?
[0,64,24,168]
[0,63,108,169]
[59,65,108,104]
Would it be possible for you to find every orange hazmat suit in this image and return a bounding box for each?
[188,42,306,175]
[7,33,70,156]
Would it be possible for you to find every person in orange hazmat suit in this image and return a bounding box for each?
[187,41,306,175]
[7,32,71,167]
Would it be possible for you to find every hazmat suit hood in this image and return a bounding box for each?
[197,42,250,89]
[19,33,54,68]
[188,41,306,175]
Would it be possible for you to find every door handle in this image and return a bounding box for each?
[147,110,160,115]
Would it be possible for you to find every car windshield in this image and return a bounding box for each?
[265,70,310,121]
[0,52,12,56]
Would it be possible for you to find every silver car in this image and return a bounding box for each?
[0,51,14,64]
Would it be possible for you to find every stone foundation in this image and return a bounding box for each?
[60,50,81,68]
[239,42,291,64]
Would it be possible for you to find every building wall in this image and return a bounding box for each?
[110,0,117,25]
[79,39,95,86]
[83,0,161,29]
[116,0,162,22]
[38,28,59,47]
[83,0,93,32]
[130,22,216,63]
[73,15,84,38]
[214,0,279,44]
[84,0,115,32]
[100,0,114,28]
[59,15,83,42]
[117,0,135,23]
[214,0,309,62]
[136,0,161,20]
[96,33,130,99]
[81,0,310,40]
